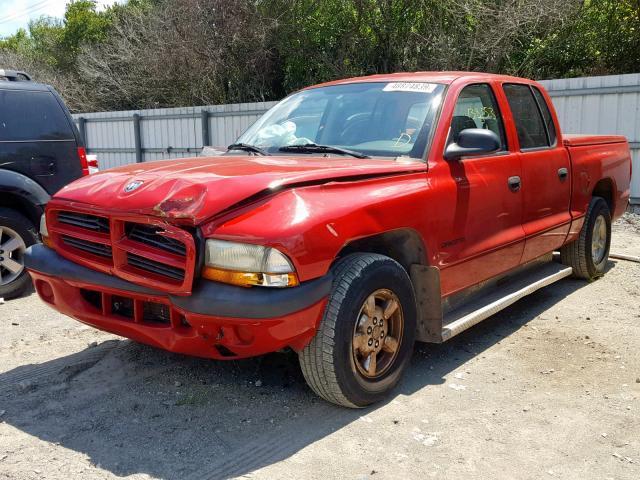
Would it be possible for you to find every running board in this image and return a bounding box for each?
[441,262,573,341]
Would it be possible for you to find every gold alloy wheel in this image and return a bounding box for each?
[591,214,607,264]
[352,289,403,379]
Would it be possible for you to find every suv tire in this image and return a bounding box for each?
[299,253,416,408]
[0,208,38,299]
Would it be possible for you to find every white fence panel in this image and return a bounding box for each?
[73,102,277,170]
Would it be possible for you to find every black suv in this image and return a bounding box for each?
[1,70,91,298]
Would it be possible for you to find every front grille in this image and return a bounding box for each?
[52,208,195,292]
[62,235,112,258]
[58,211,110,233]
[127,253,185,281]
[126,223,187,256]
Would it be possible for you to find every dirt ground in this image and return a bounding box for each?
[1,214,639,480]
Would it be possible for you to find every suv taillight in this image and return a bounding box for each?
[87,154,99,174]
[78,147,99,175]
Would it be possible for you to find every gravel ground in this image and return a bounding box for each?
[1,214,639,480]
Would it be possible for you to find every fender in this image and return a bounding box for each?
[203,171,440,282]
[0,169,50,223]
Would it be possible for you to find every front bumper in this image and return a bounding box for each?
[25,244,331,359]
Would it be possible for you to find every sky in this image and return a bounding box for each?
[0,0,119,37]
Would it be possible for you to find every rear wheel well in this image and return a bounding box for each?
[0,192,41,227]
[335,229,428,273]
[592,178,614,213]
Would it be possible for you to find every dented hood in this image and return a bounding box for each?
[55,155,425,224]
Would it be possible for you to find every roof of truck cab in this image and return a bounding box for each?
[308,71,537,89]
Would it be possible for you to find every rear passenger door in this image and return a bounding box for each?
[502,83,571,263]
[0,88,82,195]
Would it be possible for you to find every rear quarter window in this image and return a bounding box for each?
[0,89,75,142]
[532,87,557,146]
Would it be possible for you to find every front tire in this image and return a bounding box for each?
[560,197,611,280]
[0,208,38,299]
[299,253,417,408]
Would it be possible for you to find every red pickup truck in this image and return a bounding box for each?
[26,72,631,407]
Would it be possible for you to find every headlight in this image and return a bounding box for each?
[39,213,54,248]
[203,239,299,288]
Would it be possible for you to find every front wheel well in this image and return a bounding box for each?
[335,229,428,273]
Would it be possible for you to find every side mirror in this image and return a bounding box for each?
[444,128,501,160]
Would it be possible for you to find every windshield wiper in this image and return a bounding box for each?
[227,143,271,156]
[279,143,370,159]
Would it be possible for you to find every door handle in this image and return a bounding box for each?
[558,167,568,181]
[508,176,521,192]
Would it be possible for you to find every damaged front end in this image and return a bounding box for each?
[26,153,426,359]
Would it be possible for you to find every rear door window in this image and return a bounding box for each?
[503,84,548,149]
[0,89,74,141]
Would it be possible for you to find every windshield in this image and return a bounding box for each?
[234,82,446,159]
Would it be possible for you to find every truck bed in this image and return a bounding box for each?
[564,133,631,223]
[563,134,628,147]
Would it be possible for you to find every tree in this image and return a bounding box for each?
[264,0,580,92]
[0,1,112,71]
[59,0,112,69]
[1,0,638,112]
[76,0,277,110]
[522,0,640,78]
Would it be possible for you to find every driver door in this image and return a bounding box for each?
[434,83,525,296]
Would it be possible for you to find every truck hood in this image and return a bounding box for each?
[55,155,425,224]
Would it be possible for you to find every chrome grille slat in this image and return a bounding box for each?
[127,253,185,281]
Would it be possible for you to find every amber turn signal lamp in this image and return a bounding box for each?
[39,213,54,249]
[202,267,299,288]
[42,235,55,249]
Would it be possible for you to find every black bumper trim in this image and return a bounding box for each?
[25,244,332,319]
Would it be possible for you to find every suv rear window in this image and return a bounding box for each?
[0,89,74,142]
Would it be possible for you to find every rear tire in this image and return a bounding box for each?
[299,253,417,408]
[0,208,38,299]
[560,197,611,281]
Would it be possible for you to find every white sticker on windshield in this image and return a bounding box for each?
[383,82,438,93]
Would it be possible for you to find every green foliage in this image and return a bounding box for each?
[264,0,460,94]
[0,28,29,53]
[1,0,638,111]
[524,0,640,78]
[0,0,139,71]
[60,1,112,66]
